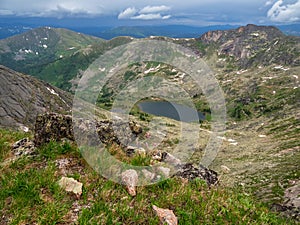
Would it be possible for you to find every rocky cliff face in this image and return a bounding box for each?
[199,24,300,68]
[0,65,72,130]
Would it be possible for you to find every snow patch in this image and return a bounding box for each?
[292,75,298,79]
[144,64,161,74]
[262,76,274,80]
[46,87,67,104]
[24,49,33,54]
[229,142,238,146]
[179,73,186,79]
[274,65,289,71]
[46,87,59,96]
[251,33,260,37]
[20,126,29,132]
[259,135,267,138]
[236,69,248,75]
[42,44,48,49]
[223,79,233,83]
[98,67,106,72]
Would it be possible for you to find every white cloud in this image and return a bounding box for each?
[267,0,300,22]
[118,7,137,19]
[0,0,105,17]
[118,5,171,20]
[131,13,171,20]
[162,15,172,20]
[265,0,274,6]
[0,9,14,16]
[139,5,171,14]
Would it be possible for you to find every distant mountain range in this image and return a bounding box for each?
[0,24,299,93]
[1,22,300,40]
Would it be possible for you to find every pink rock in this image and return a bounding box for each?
[152,205,178,225]
[121,169,138,196]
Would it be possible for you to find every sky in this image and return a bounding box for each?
[0,0,300,26]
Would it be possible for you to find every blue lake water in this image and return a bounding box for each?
[138,100,205,122]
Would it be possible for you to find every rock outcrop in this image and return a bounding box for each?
[33,112,143,147]
[174,163,218,186]
[34,113,74,146]
[34,113,219,187]
[199,24,300,68]
[0,65,72,130]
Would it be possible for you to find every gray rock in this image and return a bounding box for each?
[157,166,171,178]
[12,138,35,157]
[34,112,143,149]
[142,169,156,181]
[0,65,72,129]
[161,152,181,166]
[174,163,218,186]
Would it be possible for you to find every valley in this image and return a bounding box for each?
[0,24,299,224]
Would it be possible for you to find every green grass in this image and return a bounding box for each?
[78,178,292,224]
[0,129,296,224]
[0,128,30,162]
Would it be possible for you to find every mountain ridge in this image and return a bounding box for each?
[0,65,72,130]
[1,24,299,92]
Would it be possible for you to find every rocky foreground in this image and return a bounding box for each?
[3,112,298,222]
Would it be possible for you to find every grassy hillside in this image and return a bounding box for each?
[0,129,295,224]
[0,27,105,90]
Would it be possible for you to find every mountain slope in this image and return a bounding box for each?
[0,27,133,91]
[0,27,104,89]
[198,24,300,68]
[0,65,72,130]
[0,25,299,92]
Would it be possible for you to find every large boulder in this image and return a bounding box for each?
[34,113,74,146]
[34,112,142,147]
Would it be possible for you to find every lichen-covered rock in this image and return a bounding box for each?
[174,163,218,186]
[12,138,35,157]
[33,112,143,148]
[34,112,74,146]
